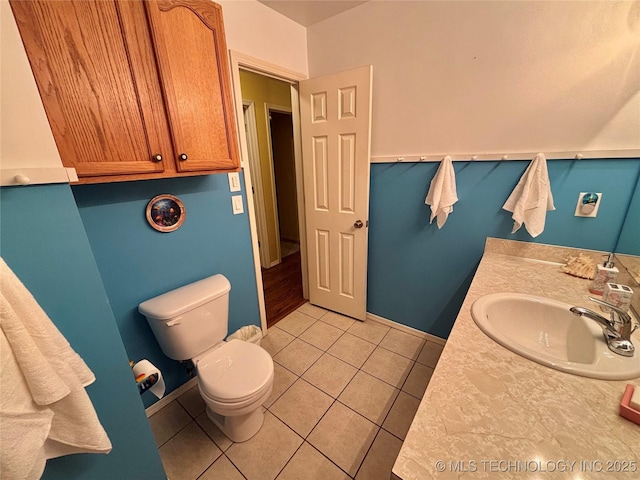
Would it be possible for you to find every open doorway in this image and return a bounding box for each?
[239,70,305,327]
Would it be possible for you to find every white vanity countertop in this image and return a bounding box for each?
[393,239,640,480]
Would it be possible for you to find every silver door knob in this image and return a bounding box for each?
[354,220,364,228]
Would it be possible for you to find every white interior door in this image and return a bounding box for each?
[300,65,373,320]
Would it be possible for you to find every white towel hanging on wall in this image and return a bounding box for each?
[425,155,458,228]
[502,153,555,237]
[0,257,112,479]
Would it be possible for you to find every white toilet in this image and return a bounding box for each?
[138,274,274,442]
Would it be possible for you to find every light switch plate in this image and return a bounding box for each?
[228,172,241,192]
[574,192,602,217]
[232,195,244,215]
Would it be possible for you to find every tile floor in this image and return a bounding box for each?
[148,303,445,480]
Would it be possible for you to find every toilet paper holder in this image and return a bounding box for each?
[130,360,161,396]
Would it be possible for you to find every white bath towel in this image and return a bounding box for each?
[425,155,458,228]
[502,153,555,237]
[0,258,112,479]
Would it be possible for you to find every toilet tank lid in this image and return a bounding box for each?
[138,274,231,320]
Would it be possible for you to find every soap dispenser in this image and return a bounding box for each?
[589,254,619,295]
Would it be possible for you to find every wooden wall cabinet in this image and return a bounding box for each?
[10,0,239,184]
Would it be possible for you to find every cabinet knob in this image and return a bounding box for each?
[151,153,163,162]
[178,153,188,161]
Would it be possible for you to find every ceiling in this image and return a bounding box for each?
[257,1,368,27]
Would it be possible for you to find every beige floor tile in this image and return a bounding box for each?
[275,311,317,337]
[148,400,191,447]
[382,392,421,440]
[347,320,390,344]
[195,411,233,452]
[277,443,350,480]
[327,333,375,368]
[361,347,413,388]
[227,411,303,480]
[302,353,357,398]
[270,378,334,437]
[273,338,323,375]
[261,327,296,357]
[158,421,221,480]
[402,362,434,399]
[338,371,399,425]
[297,302,328,319]
[379,329,426,360]
[299,321,343,351]
[177,385,205,418]
[308,402,378,477]
[264,363,298,408]
[355,429,403,480]
[416,340,445,368]
[320,311,356,331]
[199,455,244,480]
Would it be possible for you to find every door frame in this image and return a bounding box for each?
[242,101,270,269]
[264,104,294,267]
[229,50,308,334]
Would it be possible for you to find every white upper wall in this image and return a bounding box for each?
[218,0,308,76]
[1,1,63,169]
[308,1,640,157]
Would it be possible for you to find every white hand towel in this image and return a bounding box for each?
[0,257,112,479]
[502,153,555,237]
[425,155,458,228]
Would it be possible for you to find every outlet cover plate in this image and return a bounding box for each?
[574,192,602,217]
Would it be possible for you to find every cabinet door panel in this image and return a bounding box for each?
[10,0,166,177]
[145,0,239,172]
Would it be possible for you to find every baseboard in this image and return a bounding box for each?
[366,312,447,346]
[145,377,198,418]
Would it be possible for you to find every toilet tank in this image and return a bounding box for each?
[138,274,231,361]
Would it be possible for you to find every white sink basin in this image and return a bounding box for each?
[471,293,640,380]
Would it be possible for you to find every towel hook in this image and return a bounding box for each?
[14,174,30,185]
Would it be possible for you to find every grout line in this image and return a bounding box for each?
[222,453,249,480]
[352,425,387,479]
[271,440,307,479]
[154,406,194,449]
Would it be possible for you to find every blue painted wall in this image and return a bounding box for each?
[72,173,259,407]
[0,184,165,480]
[367,158,640,338]
[616,168,640,255]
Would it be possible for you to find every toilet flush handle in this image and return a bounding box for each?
[166,318,182,327]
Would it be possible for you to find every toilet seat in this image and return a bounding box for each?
[195,339,273,403]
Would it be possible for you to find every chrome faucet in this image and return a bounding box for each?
[570,296,639,357]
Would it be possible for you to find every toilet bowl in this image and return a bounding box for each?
[138,274,273,443]
[194,339,273,442]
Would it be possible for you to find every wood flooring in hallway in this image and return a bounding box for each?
[262,250,305,328]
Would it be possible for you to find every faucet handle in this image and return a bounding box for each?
[588,296,633,333]
[588,296,631,321]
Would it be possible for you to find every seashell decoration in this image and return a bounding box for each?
[562,253,596,280]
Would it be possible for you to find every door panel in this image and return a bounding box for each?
[300,66,372,320]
